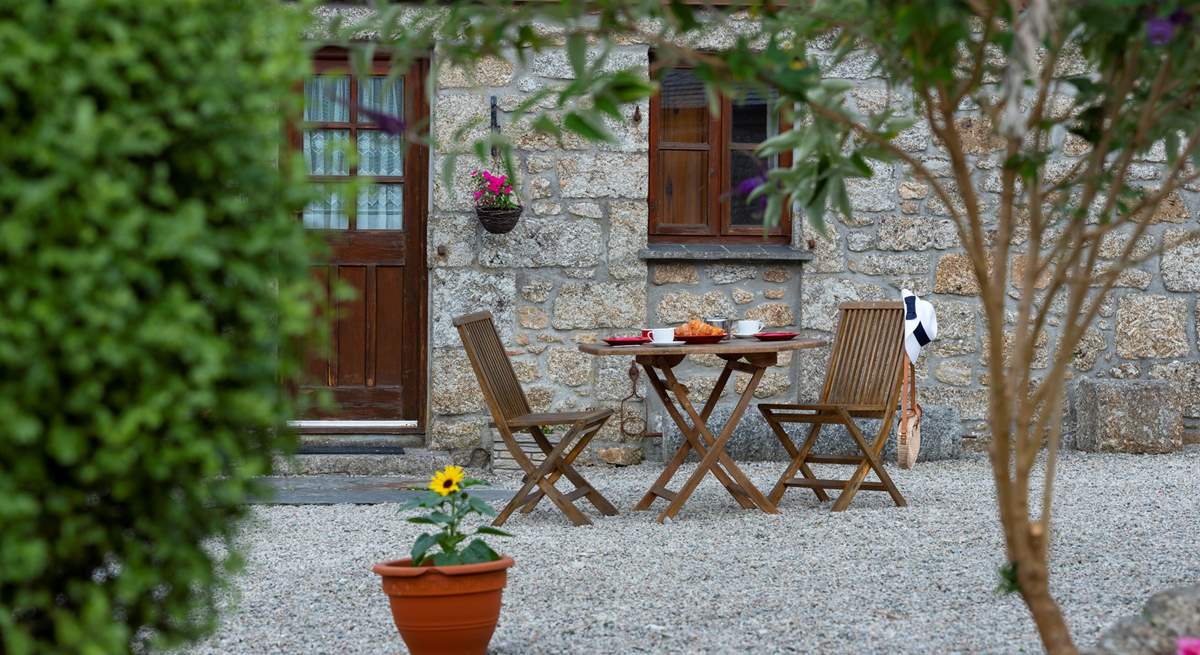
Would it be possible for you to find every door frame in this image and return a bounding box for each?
[292,49,430,435]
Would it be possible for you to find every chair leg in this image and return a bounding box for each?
[761,408,830,504]
[493,425,593,527]
[830,408,906,512]
[518,433,590,513]
[519,422,618,517]
[767,421,828,505]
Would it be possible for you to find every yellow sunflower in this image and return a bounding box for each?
[428,465,465,496]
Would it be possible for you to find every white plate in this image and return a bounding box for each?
[649,340,686,346]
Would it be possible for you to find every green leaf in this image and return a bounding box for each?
[704,85,721,118]
[427,511,454,524]
[563,111,613,142]
[594,94,622,121]
[441,152,459,198]
[848,152,873,178]
[406,516,439,525]
[531,115,561,138]
[462,478,488,487]
[431,551,463,567]
[350,43,377,80]
[467,495,498,517]
[567,32,588,77]
[473,140,490,165]
[475,526,512,537]
[832,175,853,225]
[1165,130,1181,166]
[756,130,804,157]
[668,0,698,31]
[608,70,657,102]
[995,561,1021,595]
[410,533,438,564]
[763,193,783,230]
[461,538,500,565]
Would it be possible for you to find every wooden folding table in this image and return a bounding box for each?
[578,338,826,523]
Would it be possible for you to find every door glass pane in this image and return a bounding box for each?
[303,129,350,176]
[658,150,708,226]
[303,186,349,229]
[359,76,403,123]
[659,68,708,143]
[304,76,350,122]
[357,184,404,230]
[730,150,771,226]
[731,85,777,144]
[358,131,404,176]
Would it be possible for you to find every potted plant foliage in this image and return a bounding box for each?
[372,465,514,655]
[471,168,523,234]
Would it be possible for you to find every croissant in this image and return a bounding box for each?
[676,319,726,337]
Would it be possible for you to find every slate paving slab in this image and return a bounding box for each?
[253,476,515,505]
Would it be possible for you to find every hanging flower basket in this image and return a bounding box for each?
[471,169,523,234]
[475,205,524,234]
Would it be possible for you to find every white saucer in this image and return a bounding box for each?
[649,340,685,346]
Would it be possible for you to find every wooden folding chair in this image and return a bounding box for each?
[454,311,618,527]
[758,302,908,512]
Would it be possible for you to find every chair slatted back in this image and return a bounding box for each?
[819,302,906,415]
[454,311,530,423]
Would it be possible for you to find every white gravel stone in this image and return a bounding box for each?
[185,448,1200,654]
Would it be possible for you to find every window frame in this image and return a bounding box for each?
[648,60,793,244]
[291,46,415,232]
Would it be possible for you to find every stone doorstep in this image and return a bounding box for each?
[272,448,454,477]
[297,433,422,455]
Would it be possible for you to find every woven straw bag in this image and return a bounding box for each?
[897,360,921,469]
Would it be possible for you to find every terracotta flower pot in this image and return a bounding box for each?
[372,556,514,655]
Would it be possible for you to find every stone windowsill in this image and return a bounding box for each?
[638,243,813,264]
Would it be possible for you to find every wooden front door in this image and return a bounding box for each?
[297,50,428,430]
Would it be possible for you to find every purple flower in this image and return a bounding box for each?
[359,107,407,136]
[1148,16,1176,45]
[735,175,769,211]
[736,175,766,196]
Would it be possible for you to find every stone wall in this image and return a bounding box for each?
[410,13,1200,460]
[426,42,655,464]
[643,260,805,435]
[424,19,819,465]
[791,87,1200,440]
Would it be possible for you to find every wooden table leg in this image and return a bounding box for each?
[634,356,753,511]
[637,354,780,522]
[657,355,779,522]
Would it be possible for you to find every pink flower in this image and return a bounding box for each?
[1178,638,1200,655]
[473,190,482,200]
[503,185,512,194]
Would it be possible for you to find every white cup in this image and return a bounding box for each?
[650,328,677,343]
[734,320,762,336]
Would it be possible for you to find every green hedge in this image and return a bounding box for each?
[0,2,318,652]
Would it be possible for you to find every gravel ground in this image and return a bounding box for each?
[185,448,1200,655]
